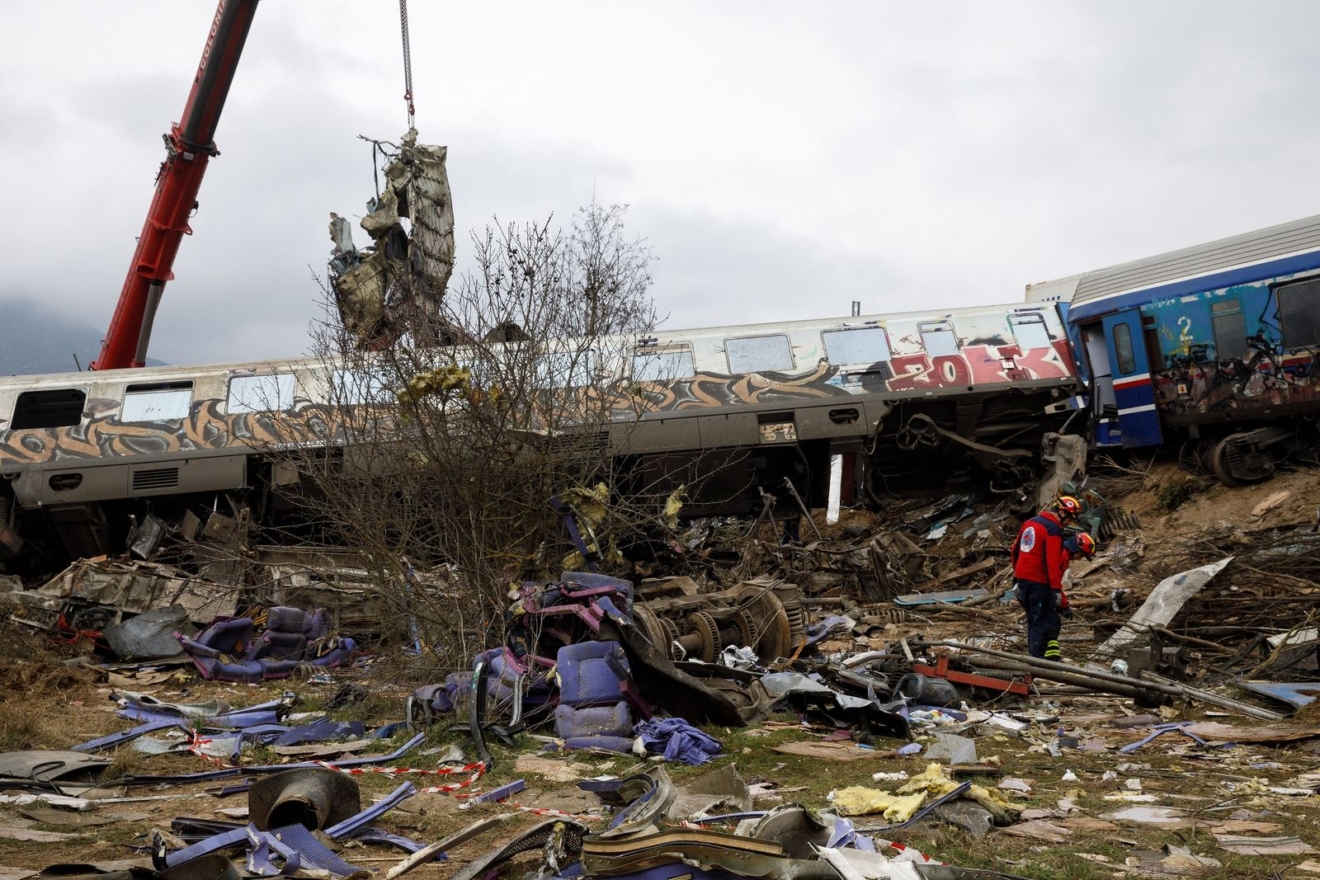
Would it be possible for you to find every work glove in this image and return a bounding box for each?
[1054,590,1074,619]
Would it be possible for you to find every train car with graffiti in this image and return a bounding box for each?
[0,300,1080,572]
[1059,213,1320,483]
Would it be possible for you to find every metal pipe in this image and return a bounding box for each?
[965,654,1151,699]
[916,639,1284,720]
[919,639,1181,691]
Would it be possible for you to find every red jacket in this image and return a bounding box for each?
[1012,511,1066,591]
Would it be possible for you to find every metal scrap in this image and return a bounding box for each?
[329,129,454,347]
[1094,557,1233,658]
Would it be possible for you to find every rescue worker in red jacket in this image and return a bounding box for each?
[1012,496,1089,660]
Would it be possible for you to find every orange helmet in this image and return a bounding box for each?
[1072,532,1096,557]
[1053,495,1083,520]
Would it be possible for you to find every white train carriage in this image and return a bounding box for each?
[0,301,1080,571]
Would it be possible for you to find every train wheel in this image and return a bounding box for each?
[1208,433,1275,486]
[748,591,793,662]
[1208,437,1241,487]
[632,605,668,654]
[734,609,760,651]
[686,612,722,662]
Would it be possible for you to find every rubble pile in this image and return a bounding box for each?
[1,461,1320,877]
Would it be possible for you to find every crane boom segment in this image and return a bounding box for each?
[92,0,260,371]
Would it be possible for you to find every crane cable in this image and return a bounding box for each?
[399,0,415,128]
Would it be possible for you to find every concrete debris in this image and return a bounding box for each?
[1159,844,1222,873]
[924,733,977,764]
[512,754,594,783]
[771,742,893,762]
[1212,835,1317,856]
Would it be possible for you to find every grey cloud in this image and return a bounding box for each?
[7,0,1320,373]
[631,203,906,331]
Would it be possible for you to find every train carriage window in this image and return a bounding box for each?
[1210,299,1249,361]
[633,347,695,382]
[822,327,891,365]
[121,381,193,423]
[726,334,794,374]
[1007,313,1052,350]
[536,349,597,388]
[1113,323,1137,374]
[331,370,390,405]
[918,321,959,357]
[227,374,295,414]
[1277,278,1320,349]
[9,388,86,430]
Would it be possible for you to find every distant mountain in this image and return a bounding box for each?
[0,299,165,376]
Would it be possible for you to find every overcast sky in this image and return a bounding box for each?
[3,1,1320,367]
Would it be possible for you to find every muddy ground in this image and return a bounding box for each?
[1,457,1319,880]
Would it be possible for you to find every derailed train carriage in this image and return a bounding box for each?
[0,301,1079,574]
[1044,212,1320,483]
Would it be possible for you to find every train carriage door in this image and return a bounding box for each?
[1102,309,1163,448]
[1079,323,1120,446]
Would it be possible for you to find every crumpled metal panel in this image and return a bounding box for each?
[329,128,454,346]
[34,559,238,624]
[1240,680,1320,709]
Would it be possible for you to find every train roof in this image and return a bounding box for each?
[0,298,1059,389]
[1069,212,1320,321]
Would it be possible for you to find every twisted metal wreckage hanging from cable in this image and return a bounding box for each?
[326,0,453,349]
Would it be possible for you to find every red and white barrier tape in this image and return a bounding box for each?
[185,729,488,791]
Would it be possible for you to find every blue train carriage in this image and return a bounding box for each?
[1061,213,1320,483]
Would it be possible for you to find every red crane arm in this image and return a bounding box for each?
[92,0,260,370]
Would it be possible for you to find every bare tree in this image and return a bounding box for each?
[275,202,668,669]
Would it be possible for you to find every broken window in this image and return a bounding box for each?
[227,374,295,414]
[918,321,960,357]
[1113,323,1137,374]
[1211,299,1248,361]
[633,347,696,382]
[726,334,794,374]
[1008,312,1052,350]
[331,370,390,405]
[822,327,891,365]
[1277,278,1320,349]
[9,388,86,430]
[121,381,193,423]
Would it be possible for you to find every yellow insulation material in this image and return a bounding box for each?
[830,787,928,821]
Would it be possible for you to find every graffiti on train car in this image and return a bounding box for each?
[616,336,1072,416]
[621,362,845,414]
[1142,281,1320,420]
[0,397,338,466]
[883,341,1074,392]
[0,335,1079,467]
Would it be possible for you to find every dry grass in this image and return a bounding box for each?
[0,703,52,752]
[101,744,146,781]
